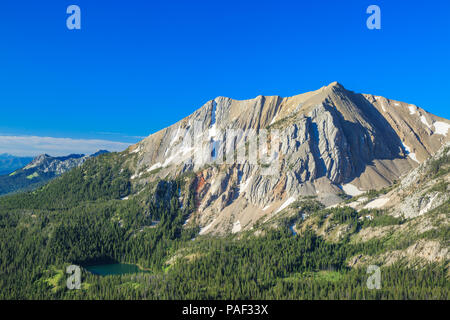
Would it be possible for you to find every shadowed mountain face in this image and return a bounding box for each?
[0,151,109,196]
[122,82,450,234]
[0,154,33,176]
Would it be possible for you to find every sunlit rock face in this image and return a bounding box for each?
[127,82,450,235]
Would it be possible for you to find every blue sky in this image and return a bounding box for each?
[1,0,449,156]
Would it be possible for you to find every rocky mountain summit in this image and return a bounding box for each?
[23,150,110,175]
[125,82,450,235]
[23,153,86,175]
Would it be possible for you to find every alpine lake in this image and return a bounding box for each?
[84,263,149,276]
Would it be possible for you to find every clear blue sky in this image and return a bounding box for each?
[1,0,449,155]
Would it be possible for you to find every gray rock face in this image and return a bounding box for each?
[24,154,87,175]
[331,142,450,220]
[395,142,450,219]
[127,82,450,234]
[23,150,111,176]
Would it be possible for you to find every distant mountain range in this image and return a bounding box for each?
[0,150,109,196]
[0,154,33,176]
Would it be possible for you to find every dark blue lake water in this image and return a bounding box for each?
[85,263,147,276]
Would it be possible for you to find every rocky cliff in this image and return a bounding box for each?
[125,82,450,235]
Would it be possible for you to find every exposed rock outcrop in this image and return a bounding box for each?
[127,82,450,234]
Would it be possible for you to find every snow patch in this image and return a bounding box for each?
[420,115,432,129]
[275,196,296,214]
[433,121,450,136]
[147,162,162,172]
[183,217,191,226]
[401,142,419,163]
[131,171,145,179]
[341,183,365,196]
[269,114,279,125]
[408,105,417,115]
[199,220,216,235]
[232,220,241,233]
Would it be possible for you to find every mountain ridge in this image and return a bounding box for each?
[124,82,450,235]
[0,150,110,196]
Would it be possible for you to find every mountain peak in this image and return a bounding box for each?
[324,81,346,92]
[91,150,110,157]
[23,154,52,170]
[328,81,342,87]
[128,83,450,235]
[35,154,51,161]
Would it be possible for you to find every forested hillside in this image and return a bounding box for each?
[0,151,448,299]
